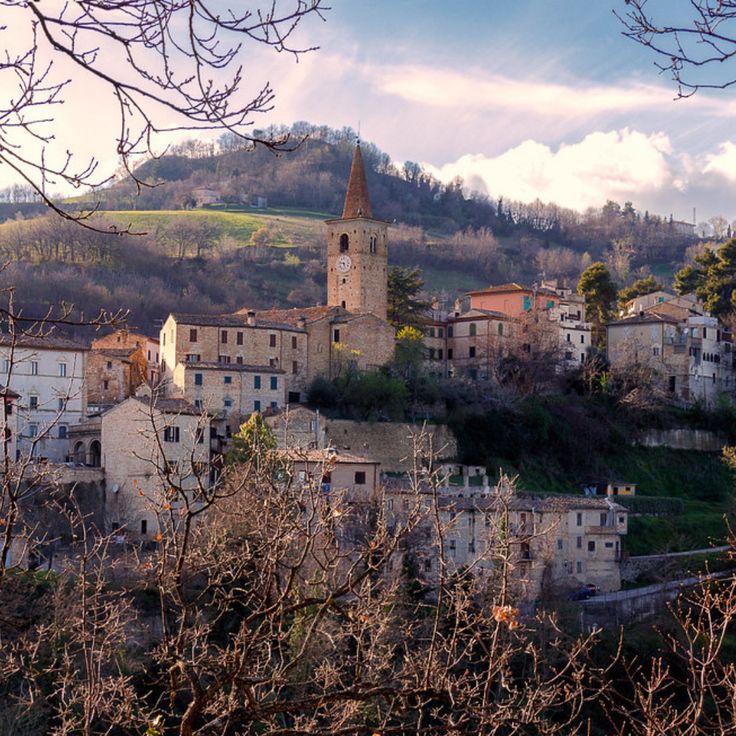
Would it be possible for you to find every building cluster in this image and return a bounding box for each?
[606,290,735,406]
[18,143,732,599]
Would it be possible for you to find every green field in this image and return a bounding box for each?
[97,207,328,248]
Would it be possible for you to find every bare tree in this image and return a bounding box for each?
[0,1,328,228]
[617,1,736,97]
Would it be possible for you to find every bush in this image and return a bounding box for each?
[615,495,685,516]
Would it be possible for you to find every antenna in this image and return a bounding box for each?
[357,120,361,145]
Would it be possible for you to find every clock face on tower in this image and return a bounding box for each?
[335,254,352,273]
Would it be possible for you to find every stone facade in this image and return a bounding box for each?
[86,348,146,408]
[92,329,160,386]
[265,406,457,472]
[385,487,628,600]
[101,396,210,538]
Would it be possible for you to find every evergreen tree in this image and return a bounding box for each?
[227,411,278,469]
[577,262,617,347]
[673,239,736,316]
[617,275,664,307]
[387,266,431,329]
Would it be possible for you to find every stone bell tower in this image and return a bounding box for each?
[326,144,388,320]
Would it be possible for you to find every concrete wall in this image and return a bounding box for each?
[322,419,457,471]
[637,428,725,452]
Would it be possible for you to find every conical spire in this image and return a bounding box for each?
[341,143,373,219]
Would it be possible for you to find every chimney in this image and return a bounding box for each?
[246,310,256,326]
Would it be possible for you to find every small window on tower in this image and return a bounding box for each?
[369,235,377,253]
[340,233,349,252]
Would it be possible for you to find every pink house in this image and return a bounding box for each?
[466,283,560,317]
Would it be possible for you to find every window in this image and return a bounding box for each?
[369,235,376,253]
[269,358,277,368]
[447,348,453,359]
[29,396,38,409]
[254,375,261,389]
[270,376,278,390]
[424,559,432,572]
[224,399,233,409]
[354,471,366,485]
[194,373,203,386]
[438,349,443,360]
[576,512,583,526]
[58,363,67,377]
[605,542,614,548]
[28,423,38,438]
[547,300,554,309]
[291,336,297,349]
[429,348,436,360]
[218,355,231,364]
[619,515,625,525]
[270,401,277,409]
[429,327,435,337]
[221,330,228,344]
[1,359,8,373]
[236,356,243,365]
[576,536,582,549]
[576,561,582,574]
[164,426,180,443]
[236,331,243,345]
[469,346,476,358]
[189,328,198,342]
[557,539,563,550]
[340,233,349,252]
[580,334,585,344]
[106,360,113,370]
[58,425,68,439]
[566,333,571,342]
[333,329,340,343]
[194,399,203,410]
[57,398,65,411]
[588,540,596,552]
[186,353,200,363]
[141,519,148,535]
[652,346,660,357]
[520,542,531,560]
[438,328,444,338]
[269,334,277,348]
[469,323,477,337]
[31,361,38,375]
[254,400,261,411]
[600,513,607,526]
[523,295,531,311]
[224,375,232,384]
[292,361,298,374]
[447,326,453,337]
[498,323,503,336]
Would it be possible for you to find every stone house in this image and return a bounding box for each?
[92,329,160,386]
[606,309,734,406]
[101,396,210,538]
[85,348,145,410]
[384,485,628,600]
[0,336,88,462]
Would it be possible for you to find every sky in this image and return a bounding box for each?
[4,1,736,223]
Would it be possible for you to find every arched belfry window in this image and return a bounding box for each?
[340,233,349,252]
[369,235,377,253]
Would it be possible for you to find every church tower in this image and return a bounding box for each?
[326,144,388,321]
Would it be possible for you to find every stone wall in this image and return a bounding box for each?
[322,419,457,471]
[637,428,726,452]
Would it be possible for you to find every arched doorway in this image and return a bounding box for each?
[88,440,101,468]
[73,441,85,464]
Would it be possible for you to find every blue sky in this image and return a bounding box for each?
[253,0,736,223]
[4,1,736,224]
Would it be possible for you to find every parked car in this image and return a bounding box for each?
[568,583,599,601]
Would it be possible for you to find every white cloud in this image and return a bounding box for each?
[703,141,736,182]
[365,63,736,119]
[424,129,675,211]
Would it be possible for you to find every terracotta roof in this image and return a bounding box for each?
[341,144,373,219]
[607,312,680,327]
[170,312,304,332]
[0,334,88,351]
[246,305,340,326]
[129,395,203,416]
[466,282,559,298]
[283,448,379,465]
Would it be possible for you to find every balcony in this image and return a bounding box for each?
[585,525,619,536]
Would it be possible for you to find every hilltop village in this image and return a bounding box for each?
[1,145,734,602]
